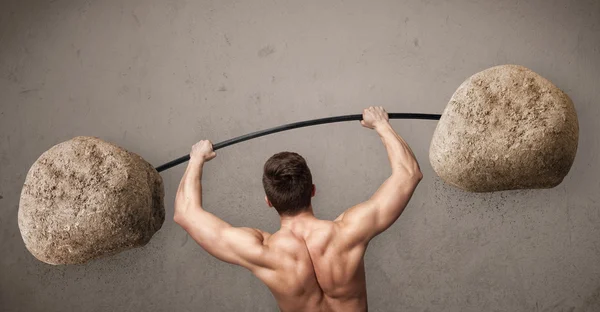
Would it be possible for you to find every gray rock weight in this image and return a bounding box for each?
[430,65,579,192]
[18,136,164,265]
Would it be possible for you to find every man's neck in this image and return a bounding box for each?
[279,207,318,231]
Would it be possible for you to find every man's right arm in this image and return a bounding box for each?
[335,107,423,247]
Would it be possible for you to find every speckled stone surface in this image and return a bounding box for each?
[18,136,165,265]
[430,65,579,192]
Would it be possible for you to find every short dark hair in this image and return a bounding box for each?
[262,152,313,216]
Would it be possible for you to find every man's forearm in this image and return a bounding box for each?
[375,122,422,178]
[175,159,205,215]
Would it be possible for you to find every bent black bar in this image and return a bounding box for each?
[155,113,441,172]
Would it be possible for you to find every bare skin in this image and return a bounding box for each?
[174,106,423,312]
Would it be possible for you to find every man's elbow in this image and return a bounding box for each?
[173,209,187,226]
[173,202,204,229]
[412,169,423,183]
[173,200,192,227]
[392,167,423,184]
[173,194,185,224]
[173,191,195,224]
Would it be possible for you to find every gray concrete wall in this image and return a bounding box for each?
[1,0,599,311]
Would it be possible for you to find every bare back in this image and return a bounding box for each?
[253,220,368,312]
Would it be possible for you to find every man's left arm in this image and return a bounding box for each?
[174,140,272,271]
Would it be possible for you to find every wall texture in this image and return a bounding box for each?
[1,0,599,311]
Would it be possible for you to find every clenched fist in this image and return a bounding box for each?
[361,106,389,130]
[190,140,217,163]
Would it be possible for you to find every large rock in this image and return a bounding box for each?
[430,65,579,192]
[18,136,164,265]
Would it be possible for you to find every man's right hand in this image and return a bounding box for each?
[190,140,217,163]
[360,106,389,130]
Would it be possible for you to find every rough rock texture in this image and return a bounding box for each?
[18,136,165,265]
[430,65,579,192]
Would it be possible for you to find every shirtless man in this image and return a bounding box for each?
[174,106,423,312]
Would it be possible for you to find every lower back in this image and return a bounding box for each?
[276,293,367,312]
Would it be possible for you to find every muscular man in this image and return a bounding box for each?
[174,106,423,312]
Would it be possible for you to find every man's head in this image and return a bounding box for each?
[262,152,315,216]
